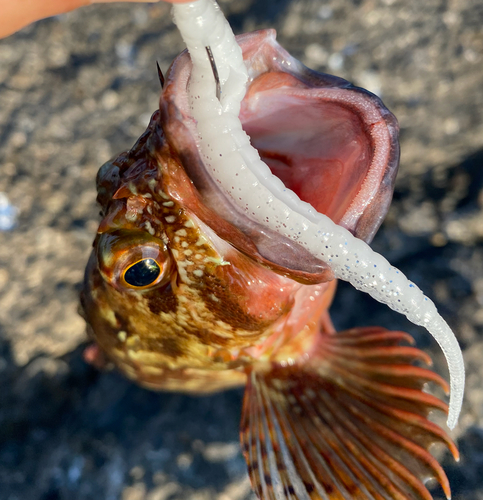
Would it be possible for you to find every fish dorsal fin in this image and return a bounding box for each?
[240,328,458,500]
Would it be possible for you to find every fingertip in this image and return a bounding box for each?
[0,0,89,39]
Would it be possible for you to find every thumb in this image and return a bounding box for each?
[0,0,192,40]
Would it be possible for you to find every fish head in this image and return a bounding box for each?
[81,30,399,392]
[82,111,335,391]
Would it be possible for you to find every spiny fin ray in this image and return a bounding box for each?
[240,327,456,500]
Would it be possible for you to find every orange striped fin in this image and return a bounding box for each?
[240,327,458,500]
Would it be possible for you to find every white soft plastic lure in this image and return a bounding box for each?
[172,0,464,429]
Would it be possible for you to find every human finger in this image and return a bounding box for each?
[0,0,192,40]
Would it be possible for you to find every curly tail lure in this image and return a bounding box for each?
[172,0,464,429]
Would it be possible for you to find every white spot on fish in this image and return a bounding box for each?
[125,212,139,222]
[144,221,155,236]
[128,182,138,195]
[205,256,230,266]
[196,235,208,246]
[178,267,193,284]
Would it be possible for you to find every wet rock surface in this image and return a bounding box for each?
[0,0,482,498]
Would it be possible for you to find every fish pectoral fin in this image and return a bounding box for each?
[240,327,458,500]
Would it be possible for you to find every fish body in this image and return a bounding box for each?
[82,30,457,500]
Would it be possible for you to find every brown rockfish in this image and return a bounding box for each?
[81,30,458,500]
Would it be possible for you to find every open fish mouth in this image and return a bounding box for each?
[161,30,399,276]
[169,1,464,430]
[239,31,400,241]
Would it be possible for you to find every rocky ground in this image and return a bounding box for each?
[0,0,482,498]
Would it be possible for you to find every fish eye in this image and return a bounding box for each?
[97,230,172,291]
[123,258,162,288]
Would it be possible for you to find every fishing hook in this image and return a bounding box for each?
[205,46,221,101]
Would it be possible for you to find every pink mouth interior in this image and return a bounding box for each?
[241,76,372,225]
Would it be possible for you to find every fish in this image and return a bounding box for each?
[80,29,458,500]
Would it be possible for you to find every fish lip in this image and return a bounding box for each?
[159,29,399,277]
